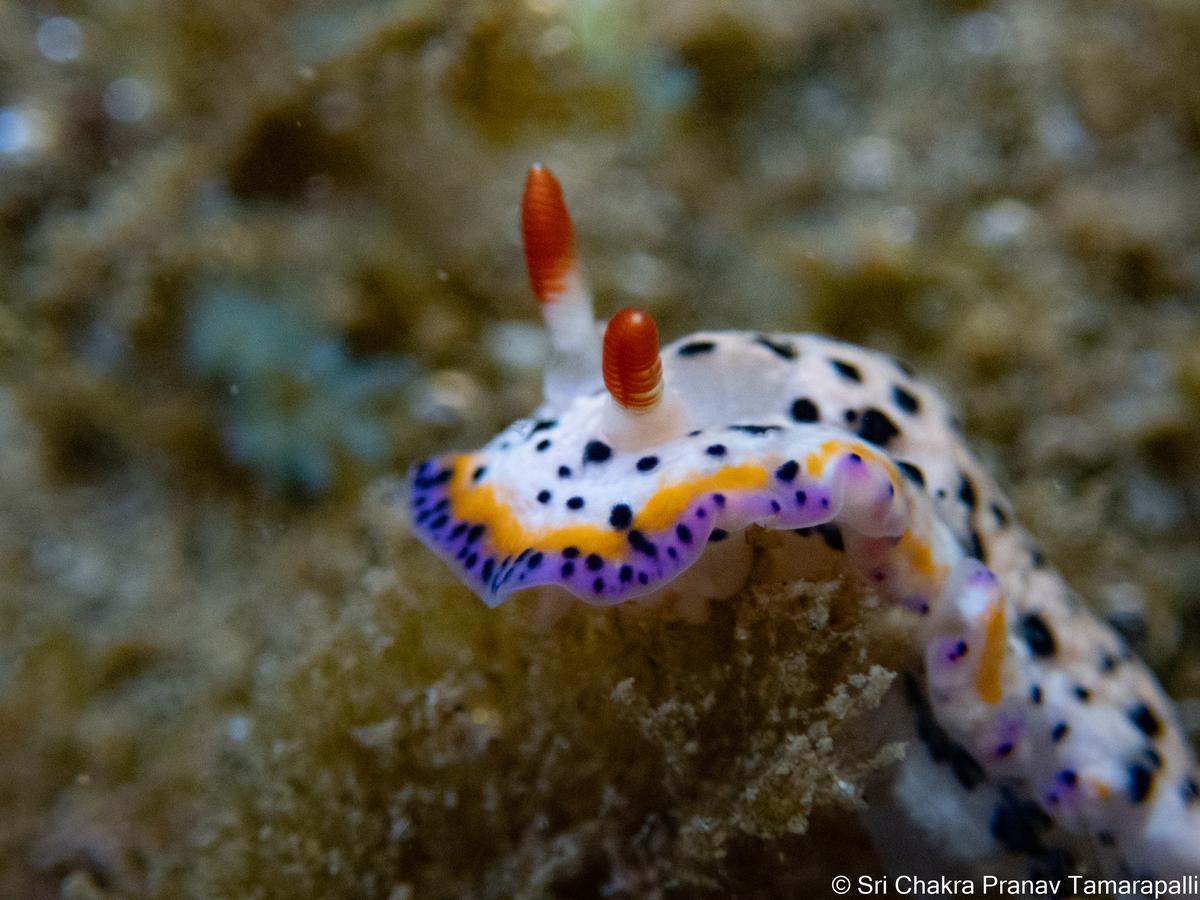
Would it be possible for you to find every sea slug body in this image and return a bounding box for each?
[407,166,1200,882]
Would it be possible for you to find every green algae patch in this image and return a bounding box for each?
[166,504,901,899]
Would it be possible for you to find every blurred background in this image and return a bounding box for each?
[1,0,1198,896]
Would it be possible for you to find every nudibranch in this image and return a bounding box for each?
[409,166,1200,881]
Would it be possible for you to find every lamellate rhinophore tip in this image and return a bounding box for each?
[602,307,663,412]
[521,164,575,305]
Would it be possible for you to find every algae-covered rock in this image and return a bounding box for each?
[169,504,904,898]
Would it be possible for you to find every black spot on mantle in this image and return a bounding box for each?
[753,334,798,360]
[905,675,985,791]
[790,397,820,423]
[857,408,900,448]
[1021,613,1056,658]
[583,440,612,465]
[989,790,1079,885]
[830,359,863,382]
[609,504,632,530]
[1129,763,1155,804]
[958,474,978,511]
[965,529,987,563]
[990,502,1009,527]
[729,424,783,436]
[636,456,658,472]
[891,384,920,414]
[1128,703,1162,738]
[677,340,716,357]
[990,789,1052,856]
[1182,778,1199,806]
[628,530,658,558]
[897,461,926,487]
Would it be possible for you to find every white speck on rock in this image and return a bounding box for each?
[841,136,901,191]
[971,198,1033,248]
[36,17,82,63]
[957,12,1010,58]
[225,715,251,743]
[103,77,153,123]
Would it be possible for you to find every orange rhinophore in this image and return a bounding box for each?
[521,164,575,304]
[602,307,663,412]
[519,164,599,409]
